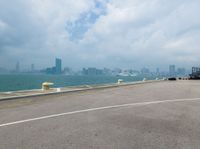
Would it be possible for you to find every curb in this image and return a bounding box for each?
[0,80,164,101]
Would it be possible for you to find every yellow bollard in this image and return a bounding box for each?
[42,82,54,90]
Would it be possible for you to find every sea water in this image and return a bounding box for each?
[0,74,158,92]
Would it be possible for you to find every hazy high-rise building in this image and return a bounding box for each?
[177,68,186,76]
[16,62,20,72]
[156,68,160,74]
[63,67,72,75]
[169,65,176,76]
[55,58,62,74]
[82,68,103,75]
[31,64,35,72]
[141,67,150,74]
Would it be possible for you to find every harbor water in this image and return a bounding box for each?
[0,74,158,92]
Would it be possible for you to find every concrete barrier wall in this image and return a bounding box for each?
[0,80,164,101]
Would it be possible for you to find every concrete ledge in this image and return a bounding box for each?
[0,80,164,101]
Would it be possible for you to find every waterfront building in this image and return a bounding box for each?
[177,68,186,76]
[156,68,160,74]
[141,67,150,74]
[169,65,176,77]
[112,68,122,76]
[63,67,72,75]
[45,58,62,74]
[82,68,103,75]
[103,68,112,75]
[31,64,35,72]
[189,67,200,79]
[55,58,62,74]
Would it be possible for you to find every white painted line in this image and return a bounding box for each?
[1,97,200,128]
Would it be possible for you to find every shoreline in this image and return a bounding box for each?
[0,79,164,101]
[0,74,161,93]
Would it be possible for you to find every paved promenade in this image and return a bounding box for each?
[1,80,200,149]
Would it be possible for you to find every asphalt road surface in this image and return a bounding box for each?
[1,80,200,149]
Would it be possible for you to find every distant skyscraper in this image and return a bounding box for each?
[177,68,186,76]
[16,62,20,72]
[55,58,62,74]
[63,67,72,75]
[82,68,103,75]
[141,67,150,74]
[156,68,160,74]
[31,64,35,72]
[169,65,176,76]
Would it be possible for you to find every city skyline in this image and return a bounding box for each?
[0,59,195,72]
[0,58,189,77]
[0,62,191,73]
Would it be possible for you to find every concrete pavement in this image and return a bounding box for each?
[0,80,200,149]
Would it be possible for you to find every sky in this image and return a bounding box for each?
[0,0,200,71]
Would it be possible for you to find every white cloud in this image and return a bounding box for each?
[79,0,200,69]
[0,0,200,70]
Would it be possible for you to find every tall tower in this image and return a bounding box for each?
[55,58,62,74]
[156,68,160,74]
[31,64,35,72]
[169,65,176,77]
[16,62,20,72]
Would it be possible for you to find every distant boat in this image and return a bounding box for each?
[118,73,138,77]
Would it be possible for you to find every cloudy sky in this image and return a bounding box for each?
[0,0,200,71]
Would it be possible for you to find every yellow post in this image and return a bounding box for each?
[42,82,54,90]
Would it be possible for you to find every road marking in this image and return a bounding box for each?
[1,97,200,128]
